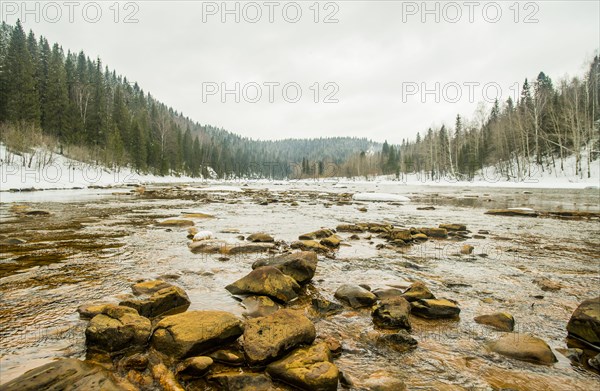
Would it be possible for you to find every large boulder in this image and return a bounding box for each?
[151,311,243,359]
[243,309,316,365]
[252,251,318,285]
[474,312,515,332]
[120,286,190,318]
[411,298,460,319]
[0,358,123,391]
[335,284,377,308]
[402,281,435,302]
[85,305,151,353]
[226,266,301,303]
[372,297,412,330]
[488,333,557,364]
[567,297,600,347]
[266,342,339,391]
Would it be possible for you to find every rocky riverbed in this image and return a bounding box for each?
[0,183,599,390]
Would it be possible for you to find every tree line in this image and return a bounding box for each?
[0,21,376,179]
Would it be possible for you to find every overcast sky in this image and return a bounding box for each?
[4,1,599,143]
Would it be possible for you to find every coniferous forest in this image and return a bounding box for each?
[0,20,598,181]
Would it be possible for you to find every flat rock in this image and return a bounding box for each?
[157,219,195,227]
[131,280,173,295]
[474,312,515,331]
[488,333,557,364]
[252,251,318,285]
[226,266,301,303]
[411,298,460,319]
[439,223,466,231]
[85,305,151,353]
[335,284,377,308]
[243,309,316,365]
[120,286,190,318]
[372,287,405,301]
[485,208,538,217]
[320,235,342,248]
[247,233,275,242]
[402,281,435,302]
[567,297,600,346]
[0,358,122,391]
[226,242,276,254]
[151,310,243,359]
[372,297,412,330]
[266,342,339,391]
[291,240,331,253]
[299,229,335,240]
[77,303,112,319]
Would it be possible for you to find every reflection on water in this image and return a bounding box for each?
[0,182,599,389]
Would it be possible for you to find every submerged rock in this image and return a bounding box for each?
[243,309,316,365]
[485,208,538,217]
[488,333,557,364]
[372,287,405,301]
[120,285,190,318]
[252,251,318,285]
[376,330,418,352]
[311,297,344,316]
[85,305,151,353]
[334,284,377,308]
[411,298,460,319]
[372,297,412,330]
[151,311,243,359]
[0,358,123,391]
[266,342,339,391]
[226,266,301,303]
[567,297,600,346]
[474,312,515,331]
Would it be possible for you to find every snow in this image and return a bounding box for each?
[352,193,411,202]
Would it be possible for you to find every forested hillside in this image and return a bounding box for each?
[340,58,599,181]
[0,21,376,179]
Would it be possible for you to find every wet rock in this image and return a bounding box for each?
[151,311,243,359]
[151,362,185,391]
[187,227,198,239]
[131,280,173,295]
[411,233,428,241]
[533,277,562,292]
[247,233,275,242]
[488,333,557,364]
[252,251,318,285]
[411,298,460,319]
[485,208,538,217]
[227,242,276,254]
[176,356,213,378]
[209,349,245,365]
[243,309,316,365]
[321,234,342,248]
[372,297,412,330]
[0,238,27,245]
[157,219,195,227]
[291,240,331,253]
[556,348,583,364]
[478,230,490,234]
[363,372,407,391]
[349,234,360,240]
[0,358,123,391]
[208,373,275,391]
[474,313,515,331]
[242,295,280,318]
[77,303,111,319]
[188,239,227,254]
[372,287,404,301]
[119,353,148,371]
[120,286,191,318]
[24,210,51,216]
[336,224,366,233]
[334,284,377,308]
[567,297,600,346]
[389,229,412,241]
[299,229,335,240]
[460,244,475,255]
[311,297,344,316]
[226,266,301,303]
[266,342,339,391]
[589,353,600,371]
[439,223,466,231]
[181,212,214,219]
[376,330,418,352]
[419,227,447,238]
[401,281,435,302]
[365,223,393,233]
[321,337,342,357]
[85,305,151,353]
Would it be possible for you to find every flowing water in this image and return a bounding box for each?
[0,183,599,390]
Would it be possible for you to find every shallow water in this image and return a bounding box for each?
[0,183,599,389]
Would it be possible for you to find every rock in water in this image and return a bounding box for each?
[376,330,418,352]
[247,232,275,242]
[567,297,600,346]
[151,311,243,359]
[320,235,342,248]
[402,281,435,302]
[439,223,467,231]
[241,295,280,318]
[372,297,412,330]
[226,266,301,303]
[335,284,377,308]
[299,229,335,240]
[488,333,557,364]
[252,251,318,285]
[484,208,538,217]
[131,280,173,295]
[266,342,339,391]
[243,309,316,365]
[120,286,190,318]
[290,240,331,253]
[85,305,151,353]
[157,219,195,227]
[0,358,122,391]
[176,356,213,379]
[474,313,515,331]
[208,373,274,391]
[411,299,460,319]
